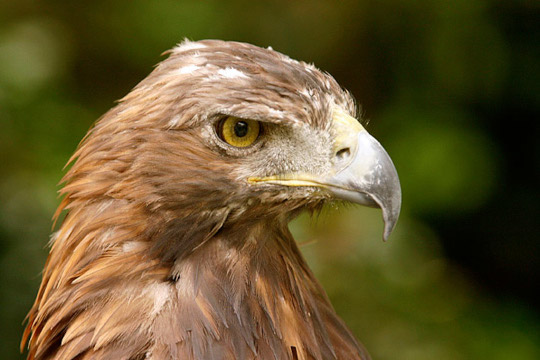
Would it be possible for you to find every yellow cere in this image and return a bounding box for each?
[332,107,365,133]
[220,117,261,147]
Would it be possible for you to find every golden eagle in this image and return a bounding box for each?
[22,40,401,360]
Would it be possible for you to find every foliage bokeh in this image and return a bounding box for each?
[1,1,538,359]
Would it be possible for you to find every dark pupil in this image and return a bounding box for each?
[234,121,249,137]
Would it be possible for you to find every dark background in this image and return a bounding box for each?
[1,1,538,359]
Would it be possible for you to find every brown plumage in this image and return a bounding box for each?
[22,40,401,360]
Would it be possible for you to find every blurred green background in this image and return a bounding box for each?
[1,0,538,359]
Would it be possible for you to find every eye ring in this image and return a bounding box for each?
[217,116,261,148]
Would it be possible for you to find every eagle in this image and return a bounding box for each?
[22,40,401,360]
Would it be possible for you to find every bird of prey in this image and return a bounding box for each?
[22,40,401,360]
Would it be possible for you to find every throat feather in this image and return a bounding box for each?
[152,222,363,359]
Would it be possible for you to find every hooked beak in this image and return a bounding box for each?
[326,108,401,240]
[249,108,402,241]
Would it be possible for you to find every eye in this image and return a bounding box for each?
[218,116,261,148]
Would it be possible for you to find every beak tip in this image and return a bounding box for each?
[382,217,396,242]
[382,190,402,242]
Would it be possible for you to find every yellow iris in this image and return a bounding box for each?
[219,117,261,147]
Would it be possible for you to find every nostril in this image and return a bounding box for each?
[336,147,351,160]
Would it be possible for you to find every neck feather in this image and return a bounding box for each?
[24,199,368,360]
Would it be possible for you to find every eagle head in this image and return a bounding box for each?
[75,40,400,254]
